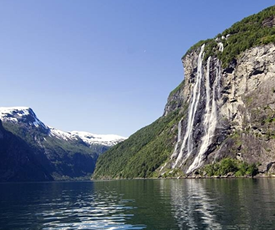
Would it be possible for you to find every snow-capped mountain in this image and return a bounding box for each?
[70,131,126,147]
[0,107,48,130]
[0,106,126,182]
[0,107,126,147]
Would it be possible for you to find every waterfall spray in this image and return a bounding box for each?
[172,43,222,173]
[173,44,205,168]
[171,118,183,159]
[187,58,221,173]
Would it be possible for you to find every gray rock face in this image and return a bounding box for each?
[165,43,275,174]
[262,16,275,28]
[217,43,275,173]
[163,81,185,116]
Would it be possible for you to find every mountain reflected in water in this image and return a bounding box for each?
[162,179,275,229]
[166,179,222,229]
[1,179,275,229]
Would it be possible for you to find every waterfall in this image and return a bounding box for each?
[187,58,221,173]
[205,57,212,118]
[172,42,222,173]
[216,60,222,98]
[171,118,183,159]
[218,42,224,52]
[173,44,205,168]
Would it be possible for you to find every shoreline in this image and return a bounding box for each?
[2,173,275,183]
[92,172,275,181]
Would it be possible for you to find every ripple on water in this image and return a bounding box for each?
[35,191,145,230]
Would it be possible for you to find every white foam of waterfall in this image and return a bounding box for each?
[216,60,222,98]
[218,42,224,52]
[171,118,183,159]
[204,57,212,123]
[187,58,221,173]
[173,44,205,168]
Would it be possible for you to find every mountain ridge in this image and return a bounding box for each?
[0,107,126,146]
[94,5,275,179]
[0,119,53,181]
[0,106,126,181]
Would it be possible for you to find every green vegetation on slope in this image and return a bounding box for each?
[3,122,100,158]
[95,6,275,179]
[94,79,187,179]
[168,80,184,98]
[2,122,100,180]
[183,5,275,68]
[0,120,54,182]
[93,109,185,179]
[199,158,259,177]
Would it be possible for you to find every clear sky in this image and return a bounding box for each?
[1,1,274,137]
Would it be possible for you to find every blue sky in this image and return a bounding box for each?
[1,1,274,137]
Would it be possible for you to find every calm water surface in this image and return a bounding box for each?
[1,179,275,229]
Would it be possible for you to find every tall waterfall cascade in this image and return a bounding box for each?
[172,44,222,174]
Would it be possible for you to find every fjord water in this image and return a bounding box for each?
[1,179,275,229]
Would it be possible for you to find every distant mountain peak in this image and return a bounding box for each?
[0,106,126,147]
[0,106,34,117]
[0,106,48,130]
[0,106,127,181]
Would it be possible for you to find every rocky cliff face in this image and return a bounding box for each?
[163,43,275,175]
[218,43,275,173]
[94,43,275,179]
[93,6,275,179]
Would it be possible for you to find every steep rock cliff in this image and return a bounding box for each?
[166,43,275,175]
[215,44,275,173]
[94,5,275,179]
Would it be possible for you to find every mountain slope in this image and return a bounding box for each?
[93,107,185,179]
[0,107,126,181]
[0,120,53,181]
[93,81,186,179]
[94,5,275,179]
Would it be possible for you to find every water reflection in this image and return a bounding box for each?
[163,179,221,229]
[0,182,146,230]
[161,178,275,230]
[2,179,275,229]
[216,178,275,229]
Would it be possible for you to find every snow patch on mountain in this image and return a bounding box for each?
[0,107,126,147]
[70,131,126,146]
[0,107,48,129]
[49,127,76,141]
